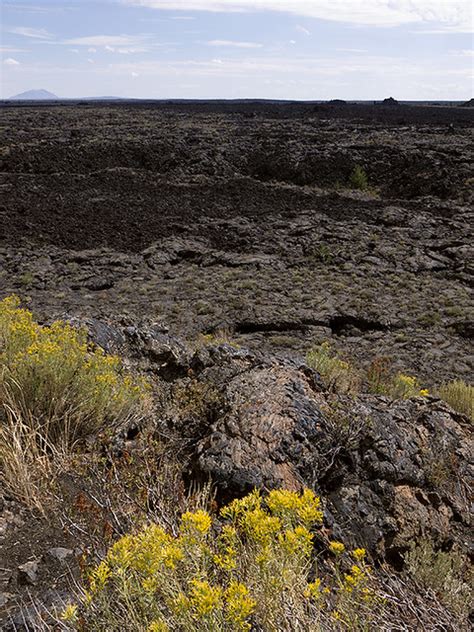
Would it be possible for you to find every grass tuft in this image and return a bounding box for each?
[438,379,473,421]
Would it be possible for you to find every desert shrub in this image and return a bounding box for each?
[63,488,381,631]
[384,373,428,399]
[172,379,223,424]
[367,359,428,399]
[349,165,368,190]
[404,540,472,621]
[306,342,360,394]
[196,328,240,350]
[366,356,392,394]
[0,295,150,506]
[438,379,473,421]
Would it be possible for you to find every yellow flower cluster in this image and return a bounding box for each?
[75,489,328,630]
[266,488,323,527]
[147,621,169,632]
[352,548,366,561]
[0,295,149,444]
[60,603,78,623]
[71,488,383,630]
[181,509,212,537]
[188,579,223,617]
[392,373,428,399]
[344,564,365,592]
[329,541,345,555]
[225,582,256,628]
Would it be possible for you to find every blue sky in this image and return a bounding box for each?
[1,0,472,99]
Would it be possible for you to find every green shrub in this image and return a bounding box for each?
[438,380,473,421]
[63,488,379,631]
[306,342,360,394]
[349,165,368,190]
[404,540,472,621]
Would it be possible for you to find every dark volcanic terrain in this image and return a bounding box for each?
[1,101,473,384]
[1,102,474,630]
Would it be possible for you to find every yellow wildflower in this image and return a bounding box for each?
[89,560,110,593]
[279,526,313,556]
[147,622,169,632]
[189,579,223,617]
[181,510,212,537]
[225,582,256,628]
[305,579,322,600]
[352,548,366,561]
[60,603,78,622]
[329,541,345,555]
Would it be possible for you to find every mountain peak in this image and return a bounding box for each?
[9,89,58,101]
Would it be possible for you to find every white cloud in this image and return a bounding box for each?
[3,3,73,13]
[3,57,20,65]
[8,26,53,39]
[104,45,148,53]
[206,39,263,48]
[87,58,94,64]
[70,48,79,53]
[122,1,473,31]
[88,47,97,53]
[131,71,139,76]
[295,25,310,36]
[449,49,474,57]
[0,46,28,52]
[64,35,143,46]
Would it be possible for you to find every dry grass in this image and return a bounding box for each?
[438,379,473,421]
[306,342,360,395]
[404,540,472,622]
[0,399,59,511]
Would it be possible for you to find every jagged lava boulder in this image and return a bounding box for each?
[189,354,472,565]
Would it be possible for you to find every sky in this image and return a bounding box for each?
[1,0,473,100]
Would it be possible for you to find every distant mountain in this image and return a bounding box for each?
[9,89,58,100]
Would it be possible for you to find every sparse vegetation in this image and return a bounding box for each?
[1,103,473,632]
[367,356,429,398]
[438,379,473,421]
[349,165,369,190]
[306,342,360,394]
[171,379,223,425]
[307,344,432,399]
[404,540,472,621]
[308,243,334,264]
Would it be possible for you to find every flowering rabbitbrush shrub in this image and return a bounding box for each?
[0,295,148,445]
[65,489,379,631]
[0,296,150,506]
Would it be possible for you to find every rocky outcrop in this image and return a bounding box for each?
[186,351,473,565]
